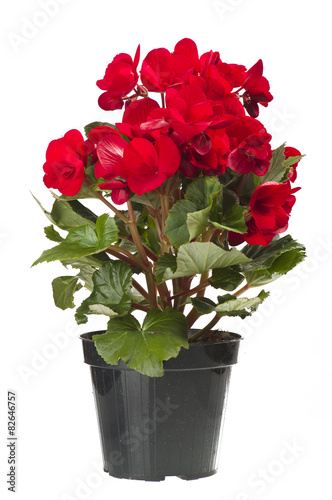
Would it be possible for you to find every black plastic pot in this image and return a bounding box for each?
[80,330,241,481]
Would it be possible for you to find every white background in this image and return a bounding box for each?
[1,0,332,499]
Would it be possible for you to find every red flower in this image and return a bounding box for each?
[116,97,160,139]
[97,46,140,111]
[140,45,195,92]
[246,181,299,245]
[43,129,93,196]
[284,146,302,182]
[165,85,214,138]
[242,60,273,118]
[228,132,272,176]
[95,132,128,185]
[120,136,181,195]
[105,179,130,205]
[226,116,267,149]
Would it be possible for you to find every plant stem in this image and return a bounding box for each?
[161,92,165,107]
[186,308,202,329]
[132,279,150,302]
[105,246,148,271]
[127,200,158,309]
[185,271,209,328]
[234,283,250,297]
[131,303,150,312]
[189,313,222,342]
[93,191,130,223]
[171,281,209,301]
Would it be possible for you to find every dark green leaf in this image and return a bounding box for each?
[75,260,132,324]
[185,176,221,209]
[164,199,196,247]
[33,214,118,266]
[257,143,287,184]
[50,199,98,230]
[209,267,244,291]
[241,235,306,286]
[187,206,212,240]
[214,290,269,318]
[155,254,177,284]
[130,191,160,209]
[190,297,217,314]
[93,307,189,377]
[44,225,64,243]
[210,188,247,233]
[52,276,82,310]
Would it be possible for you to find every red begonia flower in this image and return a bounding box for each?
[103,179,131,205]
[140,47,194,92]
[116,97,160,139]
[120,136,181,195]
[165,85,214,138]
[229,181,299,246]
[43,129,93,196]
[242,59,273,118]
[97,46,140,111]
[95,133,128,184]
[225,116,267,149]
[284,146,302,182]
[228,132,272,176]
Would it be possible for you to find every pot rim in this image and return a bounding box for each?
[79,329,242,344]
[80,330,242,371]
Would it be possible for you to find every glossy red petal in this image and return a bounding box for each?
[123,98,160,124]
[97,134,128,178]
[98,92,124,111]
[173,38,200,70]
[127,172,167,196]
[88,126,121,145]
[154,136,181,177]
[140,48,172,91]
[123,138,159,175]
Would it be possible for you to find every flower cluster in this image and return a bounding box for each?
[43,38,301,247]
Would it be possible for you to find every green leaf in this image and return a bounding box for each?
[241,235,306,286]
[44,225,64,243]
[257,143,287,184]
[75,260,133,324]
[185,176,221,208]
[143,227,161,255]
[187,206,212,240]
[164,199,196,247]
[210,189,247,233]
[283,154,304,169]
[155,254,177,284]
[191,290,269,318]
[130,191,160,209]
[93,307,189,377]
[57,183,97,201]
[50,199,98,231]
[209,267,244,291]
[52,276,82,310]
[33,214,118,266]
[170,242,251,278]
[191,297,217,314]
[215,290,269,318]
[164,177,223,248]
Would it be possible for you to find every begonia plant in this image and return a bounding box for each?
[34,38,306,376]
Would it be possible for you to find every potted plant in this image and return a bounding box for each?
[33,38,305,481]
